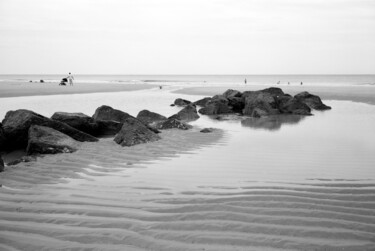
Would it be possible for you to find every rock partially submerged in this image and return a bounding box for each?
[156,118,192,130]
[7,156,36,166]
[2,109,98,151]
[294,92,332,110]
[27,125,80,155]
[136,110,167,125]
[174,98,192,107]
[92,105,134,123]
[169,104,200,122]
[114,118,161,147]
[200,128,215,133]
[193,97,212,107]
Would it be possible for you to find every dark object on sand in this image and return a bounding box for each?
[114,118,160,147]
[169,104,200,122]
[200,128,214,133]
[1,109,98,151]
[26,125,80,155]
[59,78,68,86]
[29,80,32,83]
[40,79,44,83]
[174,98,192,107]
[136,110,167,125]
[156,118,192,130]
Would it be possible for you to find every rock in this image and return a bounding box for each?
[294,92,331,110]
[51,112,122,137]
[26,125,80,155]
[193,97,212,107]
[156,118,192,130]
[198,99,233,115]
[227,97,245,113]
[114,118,160,147]
[2,109,98,151]
[92,105,134,123]
[242,92,280,117]
[169,104,200,122]
[40,79,44,83]
[259,87,284,97]
[0,155,4,172]
[7,156,37,166]
[200,128,214,133]
[174,98,192,107]
[136,110,167,125]
[278,96,312,115]
[0,123,6,151]
[223,89,242,99]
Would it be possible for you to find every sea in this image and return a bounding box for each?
[1,74,375,86]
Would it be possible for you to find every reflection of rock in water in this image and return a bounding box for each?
[241,115,305,131]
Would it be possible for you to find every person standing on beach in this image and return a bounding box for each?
[244,78,247,84]
[67,72,74,86]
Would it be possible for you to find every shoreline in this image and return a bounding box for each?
[0,81,156,98]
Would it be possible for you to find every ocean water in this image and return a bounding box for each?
[1,74,375,86]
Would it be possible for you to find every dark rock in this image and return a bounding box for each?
[170,104,176,107]
[2,109,98,151]
[227,97,245,113]
[51,112,122,137]
[223,89,242,99]
[26,125,80,155]
[169,104,200,122]
[278,96,312,115]
[198,97,233,115]
[193,97,212,107]
[156,118,192,130]
[211,95,229,105]
[242,92,280,117]
[136,110,167,125]
[7,156,36,166]
[294,92,331,110]
[92,105,135,123]
[259,87,284,97]
[174,98,192,106]
[114,118,160,147]
[0,155,4,172]
[40,79,44,83]
[200,128,214,133]
[0,123,6,151]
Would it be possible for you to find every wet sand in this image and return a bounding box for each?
[1,86,375,250]
[0,81,155,98]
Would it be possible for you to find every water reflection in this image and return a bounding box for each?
[241,115,305,131]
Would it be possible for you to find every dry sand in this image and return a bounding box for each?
[0,81,155,98]
[174,84,375,105]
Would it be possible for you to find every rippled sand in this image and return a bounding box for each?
[1,87,375,250]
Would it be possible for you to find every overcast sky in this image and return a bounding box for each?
[0,0,374,74]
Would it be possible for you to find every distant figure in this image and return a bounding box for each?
[301,82,303,85]
[288,82,290,85]
[277,81,280,85]
[159,85,162,89]
[244,78,247,84]
[67,72,74,86]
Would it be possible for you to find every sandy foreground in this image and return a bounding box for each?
[0,83,375,250]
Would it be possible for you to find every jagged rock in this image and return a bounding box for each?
[92,105,134,123]
[227,97,245,113]
[198,98,233,115]
[294,92,331,110]
[114,118,160,147]
[7,156,37,166]
[136,110,167,125]
[223,89,242,99]
[0,123,6,151]
[174,98,192,107]
[0,155,4,172]
[200,128,214,133]
[242,92,280,117]
[2,109,98,151]
[193,97,212,107]
[169,104,200,122]
[278,96,312,115]
[51,112,122,136]
[241,87,284,103]
[26,125,80,155]
[156,118,192,130]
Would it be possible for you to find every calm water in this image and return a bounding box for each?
[1,74,375,86]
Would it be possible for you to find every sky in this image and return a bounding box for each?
[0,0,374,74]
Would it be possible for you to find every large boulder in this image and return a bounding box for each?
[169,104,200,122]
[242,92,280,117]
[114,118,160,147]
[198,96,233,115]
[193,97,212,107]
[92,105,134,122]
[278,96,312,115]
[294,92,331,110]
[227,97,245,113]
[0,154,4,172]
[156,118,192,130]
[0,123,6,151]
[174,98,192,107]
[26,125,80,155]
[51,112,122,136]
[2,109,98,151]
[136,110,167,125]
[223,89,242,99]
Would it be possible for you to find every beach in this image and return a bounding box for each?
[1,79,375,250]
